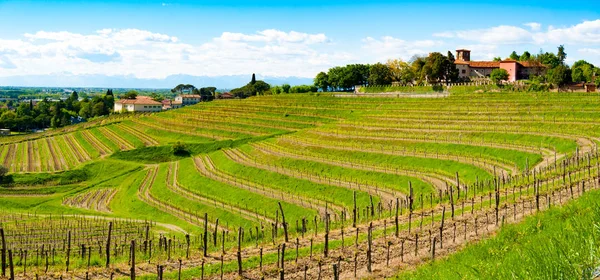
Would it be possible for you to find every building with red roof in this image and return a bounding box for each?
[114,96,163,112]
[454,50,545,82]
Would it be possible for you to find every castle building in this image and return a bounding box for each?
[454,49,545,82]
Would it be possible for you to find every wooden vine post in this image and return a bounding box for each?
[395,198,400,237]
[279,243,286,280]
[1,227,6,277]
[106,222,112,268]
[324,213,330,257]
[8,249,13,280]
[203,213,208,257]
[130,240,136,280]
[367,222,373,273]
[66,230,71,272]
[278,202,289,242]
[237,227,243,276]
[352,191,357,228]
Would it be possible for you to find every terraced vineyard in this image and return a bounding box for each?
[1,91,600,279]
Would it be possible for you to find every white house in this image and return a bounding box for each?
[114,96,163,113]
[174,94,201,106]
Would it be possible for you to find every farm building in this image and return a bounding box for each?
[218,92,234,99]
[454,49,546,82]
[162,99,183,110]
[114,96,162,113]
[0,129,9,136]
[175,94,201,105]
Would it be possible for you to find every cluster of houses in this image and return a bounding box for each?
[113,92,234,113]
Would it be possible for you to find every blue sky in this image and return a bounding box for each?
[0,0,599,82]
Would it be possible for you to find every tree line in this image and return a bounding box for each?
[313,52,460,92]
[0,90,114,131]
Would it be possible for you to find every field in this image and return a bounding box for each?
[1,90,600,279]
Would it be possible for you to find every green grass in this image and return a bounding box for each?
[177,158,319,228]
[209,150,376,209]
[109,136,274,163]
[397,189,600,280]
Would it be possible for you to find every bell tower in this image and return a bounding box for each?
[456,49,471,62]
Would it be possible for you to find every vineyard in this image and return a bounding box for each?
[1,91,600,279]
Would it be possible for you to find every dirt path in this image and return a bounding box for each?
[99,127,135,150]
[81,130,111,156]
[117,123,159,146]
[225,148,404,203]
[252,142,456,191]
[280,135,516,177]
[167,162,276,224]
[194,155,344,217]
[137,165,226,231]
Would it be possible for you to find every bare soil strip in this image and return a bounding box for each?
[81,130,111,156]
[280,135,516,176]
[117,123,159,146]
[225,148,403,203]
[167,161,275,224]
[252,142,455,191]
[194,155,340,217]
[137,165,226,231]
[98,127,135,150]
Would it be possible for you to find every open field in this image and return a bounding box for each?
[1,91,600,279]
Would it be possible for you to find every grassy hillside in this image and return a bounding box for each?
[0,90,599,279]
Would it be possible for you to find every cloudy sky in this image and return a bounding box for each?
[0,0,599,84]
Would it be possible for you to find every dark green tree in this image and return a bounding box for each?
[251,73,256,85]
[367,63,392,86]
[509,51,519,60]
[490,68,509,84]
[557,45,567,64]
[314,72,330,92]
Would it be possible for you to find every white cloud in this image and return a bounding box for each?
[218,29,328,45]
[434,25,534,45]
[434,19,600,45]
[361,36,443,61]
[524,22,542,31]
[0,28,347,78]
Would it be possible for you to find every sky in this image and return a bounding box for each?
[0,0,599,85]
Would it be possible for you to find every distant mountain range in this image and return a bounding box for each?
[0,74,314,89]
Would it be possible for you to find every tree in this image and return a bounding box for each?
[79,102,92,119]
[0,165,8,182]
[520,51,531,61]
[251,73,256,85]
[549,65,572,88]
[314,72,330,92]
[172,141,189,156]
[386,59,414,84]
[253,81,270,94]
[571,60,595,83]
[92,102,107,117]
[493,57,502,62]
[367,63,392,86]
[557,45,567,64]
[106,89,113,96]
[445,51,459,83]
[490,68,509,84]
[121,90,138,99]
[281,84,291,93]
[509,51,519,60]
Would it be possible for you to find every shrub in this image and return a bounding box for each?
[172,141,189,156]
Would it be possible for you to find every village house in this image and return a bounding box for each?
[454,49,545,82]
[174,94,201,106]
[161,99,183,110]
[114,96,163,113]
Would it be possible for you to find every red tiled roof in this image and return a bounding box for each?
[117,96,162,105]
[454,60,470,65]
[519,61,545,68]
[468,61,500,68]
